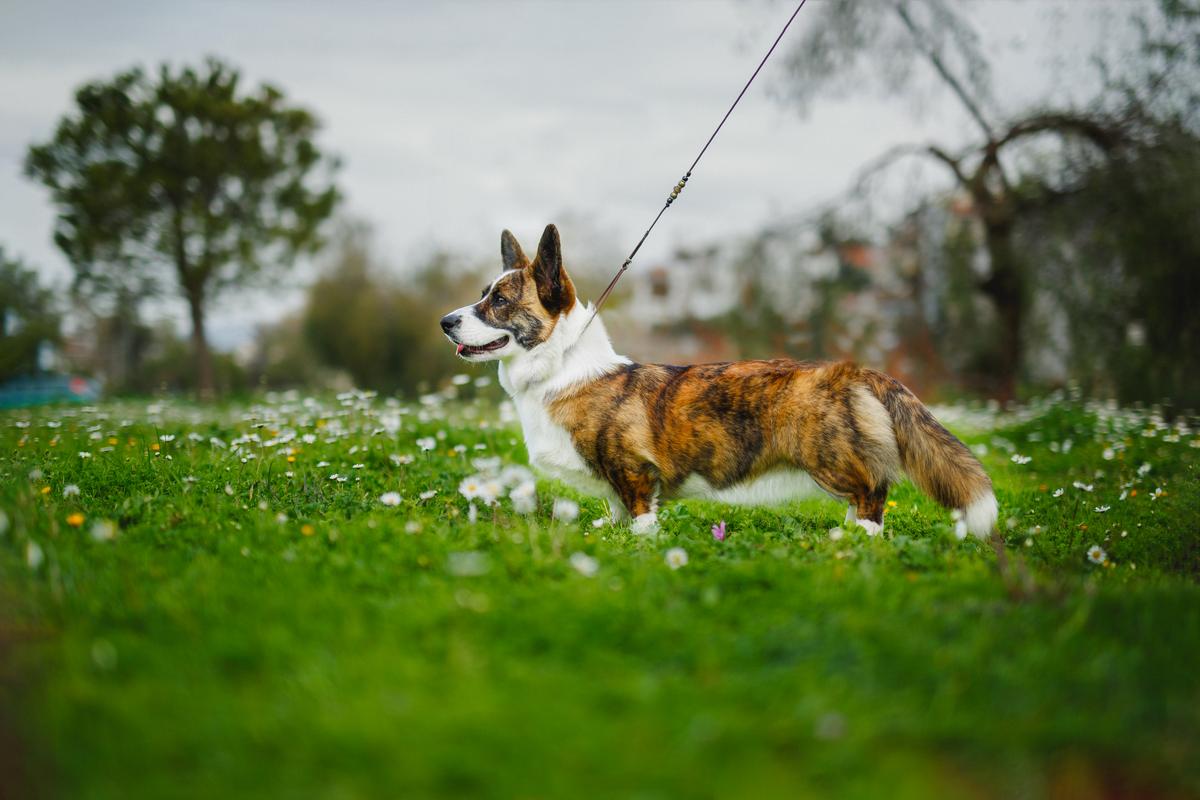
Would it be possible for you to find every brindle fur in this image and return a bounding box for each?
[547,359,988,521]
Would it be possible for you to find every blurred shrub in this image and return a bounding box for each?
[0,250,61,381]
[297,222,486,396]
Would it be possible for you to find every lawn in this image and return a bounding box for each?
[2,387,1198,799]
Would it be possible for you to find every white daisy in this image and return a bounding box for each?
[569,551,600,577]
[459,476,483,501]
[1053,488,1064,498]
[552,498,580,523]
[1087,545,1107,565]
[664,547,689,570]
[90,520,118,542]
[379,492,402,507]
[62,484,80,498]
[510,481,537,515]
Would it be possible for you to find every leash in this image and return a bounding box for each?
[582,0,809,332]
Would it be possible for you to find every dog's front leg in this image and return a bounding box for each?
[606,463,660,536]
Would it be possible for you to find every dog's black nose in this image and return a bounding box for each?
[440,314,461,334]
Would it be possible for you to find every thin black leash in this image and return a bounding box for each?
[582,0,809,332]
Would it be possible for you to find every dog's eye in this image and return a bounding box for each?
[492,294,508,307]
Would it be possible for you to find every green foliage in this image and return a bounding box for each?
[2,396,1198,797]
[300,224,488,395]
[0,250,61,380]
[24,57,340,395]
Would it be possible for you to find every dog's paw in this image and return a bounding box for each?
[855,518,883,537]
[630,512,660,537]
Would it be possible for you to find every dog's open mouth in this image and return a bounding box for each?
[456,335,508,357]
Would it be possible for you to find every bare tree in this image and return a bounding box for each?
[780,0,1129,399]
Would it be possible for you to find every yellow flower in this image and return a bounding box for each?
[107,437,118,445]
[300,523,315,537]
[66,512,85,527]
[887,500,897,508]
[287,455,296,463]
[150,443,160,452]
[40,485,51,495]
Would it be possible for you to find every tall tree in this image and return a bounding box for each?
[0,250,61,381]
[25,58,339,398]
[779,0,1130,399]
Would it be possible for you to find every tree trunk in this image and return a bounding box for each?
[186,289,216,400]
[980,220,1022,403]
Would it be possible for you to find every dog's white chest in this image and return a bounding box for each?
[510,391,610,497]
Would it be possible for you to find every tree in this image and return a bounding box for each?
[25,57,339,398]
[780,0,1132,399]
[302,223,462,395]
[0,250,61,381]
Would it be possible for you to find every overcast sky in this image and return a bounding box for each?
[0,0,1134,348]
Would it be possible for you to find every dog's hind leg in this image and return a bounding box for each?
[852,482,889,536]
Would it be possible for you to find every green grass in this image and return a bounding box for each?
[2,390,1198,799]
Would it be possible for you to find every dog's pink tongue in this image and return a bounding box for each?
[456,343,465,355]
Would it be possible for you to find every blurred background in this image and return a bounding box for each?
[1,0,1196,407]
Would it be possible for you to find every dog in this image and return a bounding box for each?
[440,224,997,538]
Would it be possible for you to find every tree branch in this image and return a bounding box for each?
[851,141,970,195]
[996,112,1126,153]
[891,0,996,142]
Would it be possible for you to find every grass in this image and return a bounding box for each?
[2,389,1198,799]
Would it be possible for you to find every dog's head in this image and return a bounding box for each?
[440,224,577,362]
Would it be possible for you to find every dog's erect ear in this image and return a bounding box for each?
[500,229,528,271]
[530,224,575,315]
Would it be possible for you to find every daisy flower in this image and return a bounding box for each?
[664,547,689,570]
[62,484,80,498]
[510,481,537,514]
[552,498,580,523]
[1087,545,1107,565]
[1052,488,1064,498]
[90,520,118,542]
[379,492,402,507]
[569,551,600,577]
[478,480,503,507]
[459,475,483,501]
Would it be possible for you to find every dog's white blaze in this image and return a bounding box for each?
[447,303,515,353]
[678,469,826,506]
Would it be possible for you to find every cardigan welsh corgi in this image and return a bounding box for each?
[440,224,997,538]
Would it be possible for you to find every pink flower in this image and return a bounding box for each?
[711,520,727,541]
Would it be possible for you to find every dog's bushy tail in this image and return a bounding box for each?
[863,370,997,538]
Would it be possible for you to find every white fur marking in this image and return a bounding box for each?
[631,512,660,536]
[678,469,826,506]
[855,518,883,536]
[844,505,857,525]
[961,491,999,539]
